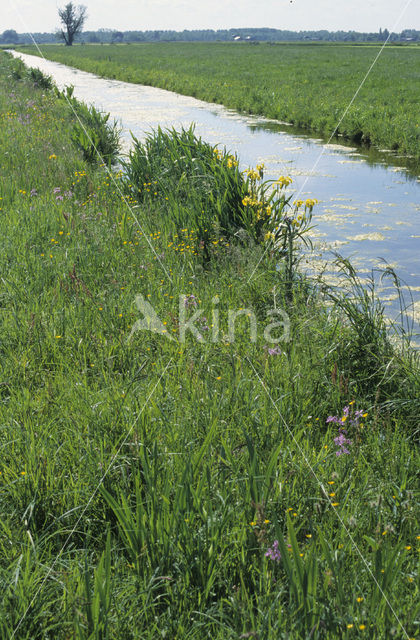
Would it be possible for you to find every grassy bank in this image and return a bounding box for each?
[17,42,420,163]
[0,51,419,639]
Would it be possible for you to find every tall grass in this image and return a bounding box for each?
[123,126,245,244]
[0,50,418,639]
[55,85,121,164]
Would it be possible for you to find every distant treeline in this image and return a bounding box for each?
[1,27,419,45]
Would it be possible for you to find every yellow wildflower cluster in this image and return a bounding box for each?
[246,169,260,181]
[242,195,272,220]
[0,111,17,120]
[73,170,87,183]
[293,198,318,210]
[168,228,200,256]
[213,148,238,168]
[275,176,293,188]
[242,195,259,207]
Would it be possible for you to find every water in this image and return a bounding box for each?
[11,51,420,339]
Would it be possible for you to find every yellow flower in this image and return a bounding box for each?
[356,597,363,603]
[48,154,57,160]
[246,169,260,181]
[347,623,354,629]
[276,176,293,188]
[359,625,366,630]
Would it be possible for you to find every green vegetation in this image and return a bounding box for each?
[63,86,121,164]
[19,42,420,162]
[0,51,419,639]
[5,26,420,45]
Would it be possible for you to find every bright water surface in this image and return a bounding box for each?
[12,51,420,339]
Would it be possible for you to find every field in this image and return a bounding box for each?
[0,51,419,639]
[18,41,420,163]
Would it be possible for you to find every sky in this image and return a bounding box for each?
[1,0,419,34]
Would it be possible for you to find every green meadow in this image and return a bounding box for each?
[0,51,419,639]
[18,41,420,163]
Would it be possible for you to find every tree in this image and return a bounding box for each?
[57,3,87,46]
[111,31,124,44]
[87,32,99,43]
[0,29,19,44]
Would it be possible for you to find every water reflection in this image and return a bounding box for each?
[248,120,420,178]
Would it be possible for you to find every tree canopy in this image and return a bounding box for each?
[57,3,87,46]
[0,29,19,44]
